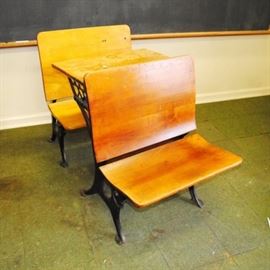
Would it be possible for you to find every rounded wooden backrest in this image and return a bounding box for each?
[37,25,131,101]
[85,56,196,163]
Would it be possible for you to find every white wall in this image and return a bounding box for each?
[0,34,269,130]
[0,47,49,130]
[133,35,270,103]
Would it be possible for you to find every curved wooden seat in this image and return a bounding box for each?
[48,100,85,130]
[100,133,242,207]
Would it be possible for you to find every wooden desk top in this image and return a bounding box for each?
[52,49,168,82]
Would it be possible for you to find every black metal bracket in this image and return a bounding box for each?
[57,123,68,168]
[68,77,88,109]
[68,77,91,133]
[189,186,204,208]
[81,169,126,244]
[68,76,127,244]
[48,115,57,143]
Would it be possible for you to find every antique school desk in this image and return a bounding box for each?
[53,55,242,244]
[52,53,242,244]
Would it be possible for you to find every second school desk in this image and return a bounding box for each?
[52,49,168,116]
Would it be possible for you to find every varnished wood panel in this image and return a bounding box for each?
[37,25,131,101]
[85,56,196,162]
[53,49,167,82]
[100,133,242,207]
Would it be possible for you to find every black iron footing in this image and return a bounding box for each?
[57,123,68,167]
[81,169,126,244]
[189,186,204,208]
[48,116,57,143]
[80,169,102,197]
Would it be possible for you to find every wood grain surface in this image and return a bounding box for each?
[100,133,242,207]
[85,56,196,162]
[38,25,131,101]
[53,49,167,82]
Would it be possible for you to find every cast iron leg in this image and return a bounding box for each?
[57,123,68,167]
[48,116,57,143]
[109,199,125,245]
[189,186,204,208]
[82,168,126,244]
[100,185,125,245]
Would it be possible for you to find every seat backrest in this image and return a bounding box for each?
[85,56,196,163]
[37,25,131,101]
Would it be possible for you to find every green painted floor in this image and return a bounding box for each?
[0,96,269,269]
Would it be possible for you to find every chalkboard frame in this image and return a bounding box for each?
[1,29,270,49]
